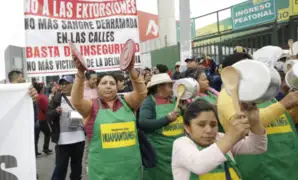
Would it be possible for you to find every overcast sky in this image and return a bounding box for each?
[0,0,245,80]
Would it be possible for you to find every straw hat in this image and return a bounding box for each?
[147,73,174,88]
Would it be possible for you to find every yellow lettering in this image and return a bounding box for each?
[162,116,184,137]
[265,114,292,135]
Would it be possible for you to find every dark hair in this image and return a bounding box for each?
[114,73,125,82]
[97,72,117,84]
[156,64,169,73]
[33,82,44,94]
[221,53,252,68]
[147,86,158,96]
[85,70,97,80]
[144,67,151,72]
[183,99,218,126]
[8,70,23,82]
[185,68,205,81]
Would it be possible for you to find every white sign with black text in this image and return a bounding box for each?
[0,83,36,180]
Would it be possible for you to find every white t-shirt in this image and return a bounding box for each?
[58,96,85,145]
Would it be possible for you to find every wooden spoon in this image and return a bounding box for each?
[289,39,294,56]
[221,66,241,113]
[174,84,185,112]
[287,64,293,72]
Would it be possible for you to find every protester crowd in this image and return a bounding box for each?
[6,44,298,180]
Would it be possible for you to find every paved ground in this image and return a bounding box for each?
[36,134,88,180]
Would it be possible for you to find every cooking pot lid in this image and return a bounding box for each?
[253,46,283,67]
[173,78,199,100]
[120,39,136,71]
[231,60,271,102]
[69,42,88,71]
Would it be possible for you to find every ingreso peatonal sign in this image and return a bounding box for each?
[232,0,277,30]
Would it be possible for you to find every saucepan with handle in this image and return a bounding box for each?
[225,46,283,104]
[173,78,199,100]
[228,60,281,104]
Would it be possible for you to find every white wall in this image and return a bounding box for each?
[158,0,177,47]
[140,52,152,68]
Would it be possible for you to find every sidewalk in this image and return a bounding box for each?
[36,134,88,180]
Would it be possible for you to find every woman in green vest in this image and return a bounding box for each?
[172,99,267,180]
[139,73,185,180]
[181,68,224,132]
[186,68,218,104]
[218,52,298,180]
[70,55,147,180]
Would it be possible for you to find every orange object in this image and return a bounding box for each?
[138,11,159,42]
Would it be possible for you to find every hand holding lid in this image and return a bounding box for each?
[120,39,136,71]
[69,41,88,72]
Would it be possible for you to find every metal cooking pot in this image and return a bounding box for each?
[285,63,298,89]
[230,60,281,104]
[173,78,199,100]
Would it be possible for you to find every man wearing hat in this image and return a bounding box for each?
[185,56,199,69]
[172,62,181,80]
[49,75,85,180]
[179,56,199,79]
[217,53,298,180]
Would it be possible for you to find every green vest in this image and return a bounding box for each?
[88,97,142,180]
[143,96,184,180]
[193,91,217,104]
[235,99,298,180]
[189,144,242,180]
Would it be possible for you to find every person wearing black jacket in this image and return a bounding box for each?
[179,56,199,79]
[48,76,85,180]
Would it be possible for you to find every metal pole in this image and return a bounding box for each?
[179,0,192,72]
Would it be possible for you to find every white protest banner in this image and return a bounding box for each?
[0,83,36,180]
[24,0,141,77]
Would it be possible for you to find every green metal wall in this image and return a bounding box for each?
[150,45,180,71]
